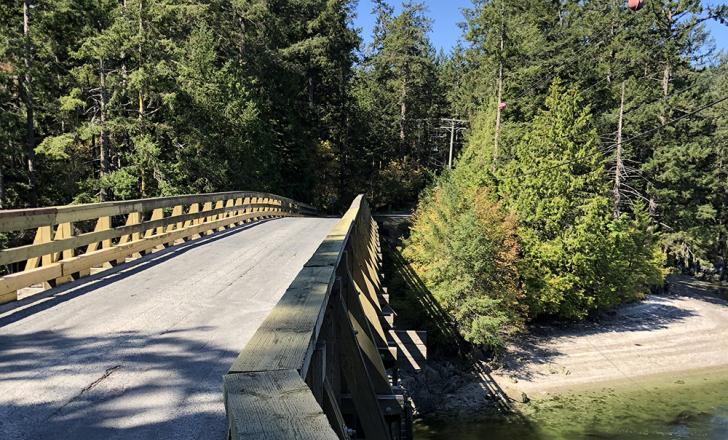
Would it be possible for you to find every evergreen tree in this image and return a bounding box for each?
[404,107,524,349]
[352,1,445,209]
[502,81,662,318]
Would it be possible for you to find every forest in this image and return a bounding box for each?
[1,0,727,348]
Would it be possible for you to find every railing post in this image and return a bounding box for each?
[52,222,74,285]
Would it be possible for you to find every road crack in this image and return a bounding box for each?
[50,364,122,418]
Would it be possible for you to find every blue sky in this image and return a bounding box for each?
[354,0,728,55]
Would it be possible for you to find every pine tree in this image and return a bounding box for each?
[502,81,662,318]
[352,1,444,209]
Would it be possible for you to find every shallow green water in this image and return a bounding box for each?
[414,372,728,439]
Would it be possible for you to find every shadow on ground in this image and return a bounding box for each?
[0,327,236,440]
[382,239,463,355]
[668,274,728,307]
[0,219,273,329]
[380,235,523,419]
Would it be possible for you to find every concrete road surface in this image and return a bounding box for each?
[0,217,337,440]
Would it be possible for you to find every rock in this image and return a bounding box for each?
[424,365,442,383]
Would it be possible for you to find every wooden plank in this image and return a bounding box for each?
[307,341,326,406]
[352,270,388,347]
[335,293,393,440]
[52,222,74,285]
[240,197,251,225]
[223,199,235,229]
[86,216,112,254]
[0,264,63,297]
[118,212,140,245]
[223,370,338,440]
[343,278,392,396]
[25,225,53,270]
[143,208,164,238]
[232,198,244,226]
[60,210,281,277]
[201,202,213,235]
[119,212,142,261]
[0,290,18,305]
[144,208,165,252]
[323,379,351,440]
[304,236,348,268]
[0,201,281,266]
[185,203,201,239]
[389,330,427,372]
[340,393,403,417]
[2,209,283,297]
[166,205,184,246]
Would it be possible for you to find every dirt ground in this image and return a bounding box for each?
[489,276,728,402]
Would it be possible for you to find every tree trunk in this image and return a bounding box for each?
[614,81,625,218]
[659,8,673,124]
[308,72,315,110]
[137,0,145,197]
[99,58,110,201]
[0,162,4,209]
[23,0,37,206]
[493,24,504,170]
[138,0,144,121]
[399,78,407,144]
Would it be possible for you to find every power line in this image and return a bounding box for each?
[622,80,706,116]
[517,94,728,177]
[609,94,728,147]
[509,9,640,103]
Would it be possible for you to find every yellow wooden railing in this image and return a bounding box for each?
[224,195,407,440]
[0,191,316,304]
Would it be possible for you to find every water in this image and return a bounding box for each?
[414,371,728,439]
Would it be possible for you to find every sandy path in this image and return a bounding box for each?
[490,276,728,400]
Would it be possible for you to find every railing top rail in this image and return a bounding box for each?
[0,191,316,233]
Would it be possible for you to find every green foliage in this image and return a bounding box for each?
[1,0,726,353]
[406,82,664,349]
[35,134,74,160]
[349,1,446,210]
[404,107,525,349]
[503,81,662,319]
[404,178,524,348]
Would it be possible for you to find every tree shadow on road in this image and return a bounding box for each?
[667,274,728,307]
[0,326,237,440]
[0,219,274,329]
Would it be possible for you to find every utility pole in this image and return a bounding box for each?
[613,81,625,218]
[440,118,468,169]
[448,118,455,169]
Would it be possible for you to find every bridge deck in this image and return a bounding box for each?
[0,217,337,440]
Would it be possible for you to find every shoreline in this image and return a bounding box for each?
[405,276,728,420]
[489,276,728,403]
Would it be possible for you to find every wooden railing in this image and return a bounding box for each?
[0,191,316,304]
[224,195,410,440]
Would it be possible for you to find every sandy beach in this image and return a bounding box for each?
[490,276,728,401]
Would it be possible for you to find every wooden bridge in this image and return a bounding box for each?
[0,192,423,439]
